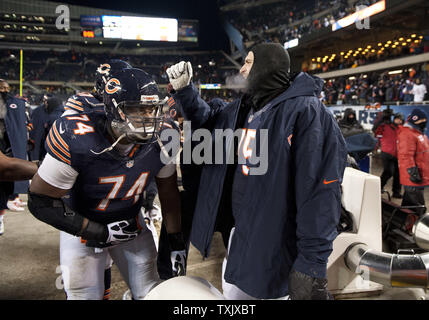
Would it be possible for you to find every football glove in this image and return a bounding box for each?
[105,217,141,246]
[168,232,187,276]
[407,166,422,184]
[166,61,193,91]
[171,250,187,277]
[288,269,333,300]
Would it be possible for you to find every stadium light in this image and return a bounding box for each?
[332,0,386,31]
[414,40,420,43]
[367,45,371,48]
[388,70,403,75]
[419,36,423,39]
[284,38,299,49]
[387,41,392,44]
[411,34,416,38]
[407,39,411,42]
[399,37,404,41]
[402,42,407,46]
[378,43,382,46]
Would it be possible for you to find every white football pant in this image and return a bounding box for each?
[60,218,160,300]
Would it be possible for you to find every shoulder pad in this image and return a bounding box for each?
[45,117,72,165]
[65,92,103,113]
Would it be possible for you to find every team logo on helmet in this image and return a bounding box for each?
[412,115,419,121]
[97,63,111,75]
[105,78,121,94]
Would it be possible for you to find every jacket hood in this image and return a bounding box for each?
[256,72,324,110]
[282,72,324,100]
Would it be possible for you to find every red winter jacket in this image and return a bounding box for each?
[397,124,429,187]
[375,123,399,157]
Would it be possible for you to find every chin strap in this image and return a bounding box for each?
[157,136,171,161]
[90,133,127,155]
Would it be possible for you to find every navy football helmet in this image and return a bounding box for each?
[94,59,132,100]
[103,68,168,144]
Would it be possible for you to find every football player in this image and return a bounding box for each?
[62,59,132,299]
[28,68,186,300]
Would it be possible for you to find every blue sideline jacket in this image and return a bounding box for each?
[174,72,348,299]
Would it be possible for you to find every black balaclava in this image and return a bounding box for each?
[341,108,357,125]
[245,43,293,111]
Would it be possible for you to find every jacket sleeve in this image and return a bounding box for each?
[291,99,347,279]
[397,130,417,169]
[173,83,227,129]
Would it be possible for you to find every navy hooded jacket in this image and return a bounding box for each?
[174,72,347,299]
[29,105,49,161]
[4,95,29,193]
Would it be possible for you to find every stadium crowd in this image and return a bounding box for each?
[0,50,232,86]
[306,40,426,74]
[321,62,429,105]
[222,0,379,45]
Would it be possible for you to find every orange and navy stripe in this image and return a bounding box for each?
[167,97,176,108]
[103,288,111,300]
[46,121,71,165]
[65,97,84,112]
[65,102,84,112]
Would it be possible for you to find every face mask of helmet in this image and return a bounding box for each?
[111,99,168,143]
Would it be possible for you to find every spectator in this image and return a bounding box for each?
[397,108,429,215]
[411,78,427,103]
[402,80,414,102]
[374,109,403,198]
[338,108,364,137]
